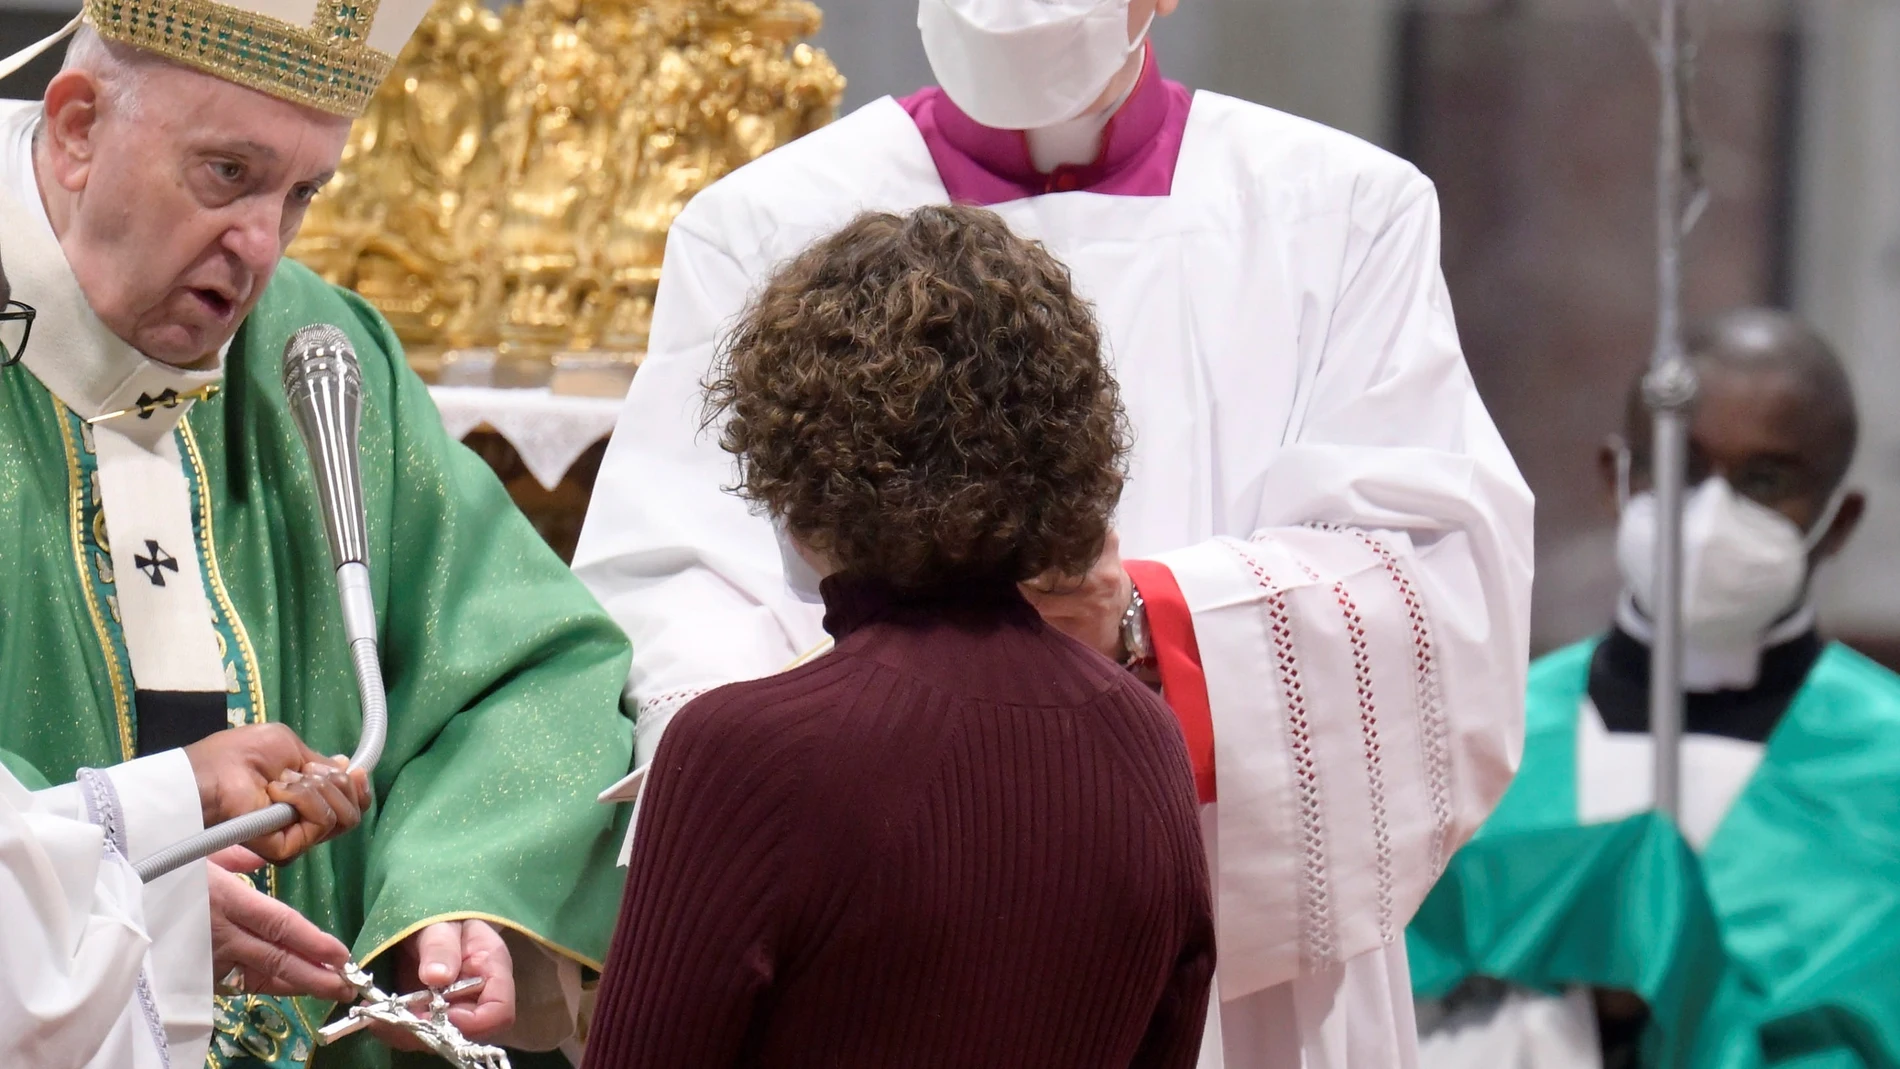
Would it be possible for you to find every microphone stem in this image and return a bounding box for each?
[337,562,388,776]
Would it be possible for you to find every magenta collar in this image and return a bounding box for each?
[899,44,1192,205]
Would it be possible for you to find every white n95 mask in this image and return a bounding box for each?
[918,0,1153,131]
[1615,474,1840,648]
[774,518,827,605]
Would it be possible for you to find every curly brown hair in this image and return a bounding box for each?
[704,204,1130,594]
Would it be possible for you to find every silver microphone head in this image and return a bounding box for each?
[282,324,367,568]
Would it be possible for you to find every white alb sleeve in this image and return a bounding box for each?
[1148,180,1532,1003]
[33,750,214,1065]
[1,760,177,1066]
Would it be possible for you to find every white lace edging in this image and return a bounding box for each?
[1329,576,1395,944]
[1227,542,1338,970]
[78,767,170,1068]
[637,686,715,725]
[1311,522,1456,880]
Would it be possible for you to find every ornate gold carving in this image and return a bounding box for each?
[289,0,844,384]
[290,0,507,356]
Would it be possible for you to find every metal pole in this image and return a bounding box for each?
[1644,0,1696,822]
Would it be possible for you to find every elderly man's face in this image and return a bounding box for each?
[38,60,349,365]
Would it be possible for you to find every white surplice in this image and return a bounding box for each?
[2,752,212,1069]
[575,91,1534,1069]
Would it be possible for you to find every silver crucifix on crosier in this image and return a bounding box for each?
[318,962,511,1069]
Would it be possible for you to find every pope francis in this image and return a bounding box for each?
[0,3,636,1067]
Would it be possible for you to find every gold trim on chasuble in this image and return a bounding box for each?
[178,419,318,1069]
[56,400,135,762]
[210,995,318,1069]
[83,0,393,116]
[360,910,607,976]
[355,914,607,1053]
[179,419,269,729]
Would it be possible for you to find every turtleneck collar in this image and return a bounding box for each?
[0,105,226,446]
[820,573,1039,641]
[898,43,1192,205]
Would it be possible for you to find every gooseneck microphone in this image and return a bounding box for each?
[134,325,390,882]
[279,324,388,781]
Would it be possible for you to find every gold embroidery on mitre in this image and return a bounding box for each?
[319,0,380,47]
[82,0,397,117]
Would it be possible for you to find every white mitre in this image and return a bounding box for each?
[0,0,432,116]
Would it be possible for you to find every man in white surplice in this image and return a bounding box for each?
[573,1,1534,1065]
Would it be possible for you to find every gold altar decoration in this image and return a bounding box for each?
[289,0,844,388]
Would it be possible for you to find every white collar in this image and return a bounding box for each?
[1615,591,1816,692]
[0,104,226,444]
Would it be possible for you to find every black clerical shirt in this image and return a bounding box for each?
[1587,627,1824,745]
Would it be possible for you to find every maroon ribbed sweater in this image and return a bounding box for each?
[583,576,1215,1069]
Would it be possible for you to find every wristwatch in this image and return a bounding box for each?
[1120,586,1159,684]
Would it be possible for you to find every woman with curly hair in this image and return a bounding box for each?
[582,204,1214,1069]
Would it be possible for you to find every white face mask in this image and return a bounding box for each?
[774,519,827,605]
[918,0,1154,131]
[1613,454,1843,649]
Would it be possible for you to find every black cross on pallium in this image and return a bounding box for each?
[135,389,181,419]
[134,540,179,586]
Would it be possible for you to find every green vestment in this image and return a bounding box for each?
[0,255,636,1067]
[1408,640,1900,1068]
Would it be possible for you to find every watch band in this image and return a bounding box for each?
[1121,585,1157,672]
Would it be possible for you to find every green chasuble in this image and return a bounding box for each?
[1408,640,1900,1068]
[0,256,636,1067]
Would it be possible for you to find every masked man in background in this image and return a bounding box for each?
[1411,309,1900,1068]
[575,1,1534,1065]
[0,5,635,1065]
